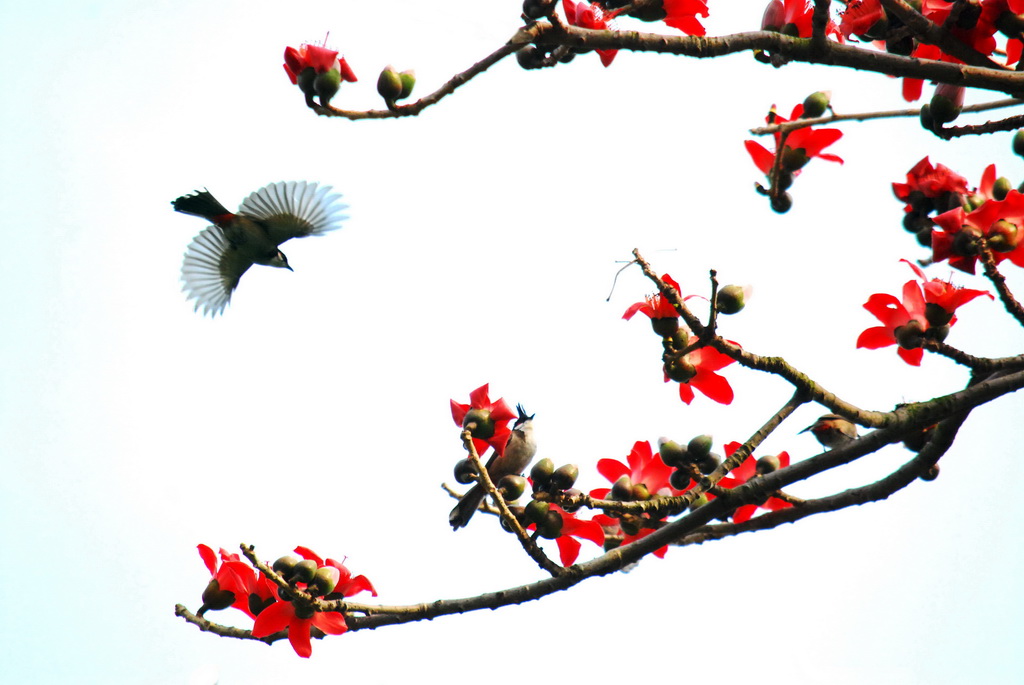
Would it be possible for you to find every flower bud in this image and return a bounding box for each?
[273,555,300,577]
[619,515,642,536]
[630,483,651,501]
[462,408,495,439]
[669,469,691,491]
[780,146,810,172]
[525,499,550,524]
[801,91,831,118]
[549,464,579,491]
[894,319,926,349]
[665,357,697,383]
[987,219,1020,252]
[537,510,564,539]
[651,315,679,337]
[930,84,964,124]
[756,454,782,475]
[925,323,950,343]
[288,559,318,585]
[530,458,555,489]
[925,302,954,327]
[296,66,317,97]
[716,284,746,315]
[761,0,784,31]
[454,458,479,484]
[658,438,688,467]
[951,226,983,256]
[993,176,1013,201]
[670,328,690,350]
[314,69,341,106]
[610,475,633,501]
[523,0,555,19]
[770,191,793,214]
[377,65,403,104]
[498,474,528,500]
[200,579,236,613]
[697,452,721,475]
[310,566,341,596]
[687,434,713,459]
[919,104,936,132]
[1013,129,1024,157]
[398,70,416,100]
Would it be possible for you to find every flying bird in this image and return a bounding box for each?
[171,181,348,316]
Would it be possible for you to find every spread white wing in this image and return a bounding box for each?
[180,225,252,317]
[238,181,348,245]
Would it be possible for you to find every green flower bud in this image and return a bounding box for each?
[462,408,496,439]
[894,319,926,350]
[697,452,721,475]
[537,510,564,539]
[630,483,651,501]
[687,434,713,460]
[498,474,528,501]
[549,464,579,492]
[288,559,318,585]
[993,176,1013,201]
[669,469,691,491]
[1013,129,1024,158]
[530,458,555,489]
[670,328,690,350]
[314,68,341,106]
[525,499,550,524]
[610,475,633,501]
[272,555,300,576]
[398,70,416,100]
[780,146,810,173]
[665,357,697,383]
[925,302,953,327]
[689,493,709,511]
[987,219,1020,252]
[930,84,964,124]
[296,66,317,97]
[951,226,983,256]
[658,438,688,467]
[310,566,340,596]
[919,104,935,132]
[376,65,403,104]
[454,458,479,484]
[755,454,781,475]
[651,315,680,338]
[716,284,746,315]
[619,515,642,536]
[200,579,236,614]
[801,91,831,118]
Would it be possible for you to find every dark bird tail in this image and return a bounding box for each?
[172,190,233,221]
[449,485,486,531]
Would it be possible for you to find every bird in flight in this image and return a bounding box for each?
[171,181,348,316]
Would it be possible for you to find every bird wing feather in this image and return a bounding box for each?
[181,225,253,317]
[238,181,348,245]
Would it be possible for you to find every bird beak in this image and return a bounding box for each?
[285,265,294,272]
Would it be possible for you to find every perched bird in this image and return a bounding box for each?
[800,414,858,449]
[171,181,348,316]
[450,405,537,530]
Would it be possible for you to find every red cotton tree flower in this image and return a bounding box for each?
[717,442,793,523]
[744,104,843,178]
[562,0,618,66]
[450,383,518,457]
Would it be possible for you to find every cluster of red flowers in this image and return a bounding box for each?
[623,274,737,404]
[197,544,375,658]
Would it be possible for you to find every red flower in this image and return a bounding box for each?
[294,546,377,598]
[283,43,357,85]
[592,440,682,498]
[761,0,842,39]
[856,279,930,365]
[251,598,348,658]
[563,0,618,66]
[662,0,710,36]
[198,544,258,618]
[839,0,885,40]
[892,157,970,210]
[670,345,736,405]
[744,104,843,177]
[450,384,517,457]
[932,190,1024,273]
[902,259,994,313]
[717,442,793,523]
[622,274,683,321]
[526,504,605,566]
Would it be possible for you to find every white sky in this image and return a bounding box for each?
[1,1,1022,683]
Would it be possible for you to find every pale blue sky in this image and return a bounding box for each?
[1,1,1021,683]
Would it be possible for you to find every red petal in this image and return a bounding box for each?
[303,44,339,73]
[677,382,695,404]
[312,610,349,635]
[556,536,582,566]
[198,544,217,576]
[450,400,469,426]
[597,458,629,483]
[744,140,775,175]
[287,617,313,658]
[338,57,358,83]
[251,600,293,638]
[856,326,896,349]
[897,347,924,366]
[691,369,734,404]
[732,504,758,524]
[468,384,491,409]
